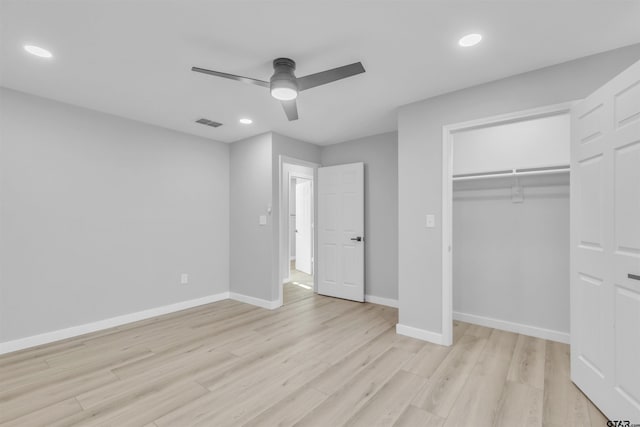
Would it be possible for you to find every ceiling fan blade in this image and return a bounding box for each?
[281,99,299,121]
[297,62,365,91]
[191,66,270,88]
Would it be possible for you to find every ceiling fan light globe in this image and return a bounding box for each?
[271,86,298,101]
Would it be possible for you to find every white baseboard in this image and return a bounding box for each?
[365,295,398,308]
[229,292,280,310]
[396,323,448,345]
[0,292,230,355]
[453,311,570,344]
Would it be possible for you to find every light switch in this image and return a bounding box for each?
[426,214,435,228]
[259,215,267,225]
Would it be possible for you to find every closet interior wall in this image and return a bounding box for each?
[452,114,571,340]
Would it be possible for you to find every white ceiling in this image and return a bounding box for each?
[1,1,639,145]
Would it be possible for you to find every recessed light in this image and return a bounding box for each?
[458,33,482,47]
[239,118,253,125]
[24,45,53,58]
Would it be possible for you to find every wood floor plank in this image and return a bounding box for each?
[411,334,487,418]
[464,323,493,339]
[227,309,340,356]
[393,405,444,427]
[0,397,83,427]
[452,320,470,344]
[483,328,519,359]
[241,386,329,427]
[0,359,50,384]
[313,316,396,364]
[0,369,118,423]
[294,347,413,426]
[53,380,209,427]
[344,369,428,427]
[192,349,297,391]
[0,340,85,368]
[392,334,428,354]
[441,338,513,426]
[154,356,327,426]
[0,346,152,395]
[542,341,592,427]
[76,350,237,409]
[191,359,329,427]
[402,342,452,379]
[306,326,396,394]
[507,334,546,389]
[494,381,543,427]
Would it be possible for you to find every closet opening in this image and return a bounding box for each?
[442,102,575,346]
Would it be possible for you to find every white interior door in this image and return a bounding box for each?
[295,178,312,275]
[571,59,640,420]
[318,163,364,302]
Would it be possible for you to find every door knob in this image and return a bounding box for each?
[350,236,362,242]
[629,273,640,281]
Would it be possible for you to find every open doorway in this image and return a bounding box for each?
[279,158,318,306]
[287,175,314,302]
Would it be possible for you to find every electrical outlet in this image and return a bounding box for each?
[180,273,189,285]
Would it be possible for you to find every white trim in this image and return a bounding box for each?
[0,293,230,355]
[229,292,281,310]
[396,323,447,345]
[441,101,577,349]
[453,311,570,344]
[365,295,398,308]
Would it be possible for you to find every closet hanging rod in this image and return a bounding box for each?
[452,165,570,182]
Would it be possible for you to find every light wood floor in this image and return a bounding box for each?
[0,286,606,427]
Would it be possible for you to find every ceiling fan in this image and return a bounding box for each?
[191,58,365,121]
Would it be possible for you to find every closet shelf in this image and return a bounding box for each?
[452,165,570,182]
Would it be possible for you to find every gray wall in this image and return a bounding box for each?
[453,182,570,333]
[321,132,398,301]
[397,43,640,334]
[229,133,273,300]
[0,88,230,341]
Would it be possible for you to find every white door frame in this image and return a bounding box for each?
[441,101,575,346]
[278,155,319,307]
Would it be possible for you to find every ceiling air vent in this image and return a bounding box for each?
[195,118,223,128]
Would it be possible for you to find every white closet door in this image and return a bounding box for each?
[570,59,640,420]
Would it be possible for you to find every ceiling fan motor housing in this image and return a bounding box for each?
[270,57,298,96]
